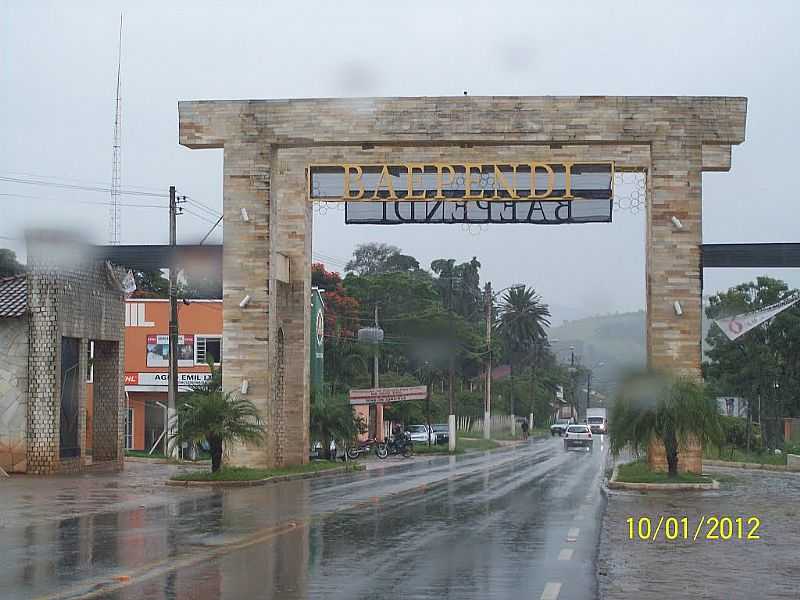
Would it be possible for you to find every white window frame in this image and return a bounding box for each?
[195,334,223,366]
[124,407,134,450]
[86,340,94,383]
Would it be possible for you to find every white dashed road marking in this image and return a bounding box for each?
[558,548,574,561]
[541,581,562,600]
[566,527,580,542]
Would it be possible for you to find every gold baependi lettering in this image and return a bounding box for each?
[527,162,555,199]
[343,165,365,200]
[492,164,518,199]
[372,164,398,200]
[405,164,427,200]
[435,164,455,199]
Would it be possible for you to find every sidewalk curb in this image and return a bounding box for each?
[125,456,173,464]
[166,463,365,488]
[608,464,719,491]
[704,459,800,473]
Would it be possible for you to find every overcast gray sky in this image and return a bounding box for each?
[2,0,799,324]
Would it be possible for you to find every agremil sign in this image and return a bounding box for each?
[308,162,613,224]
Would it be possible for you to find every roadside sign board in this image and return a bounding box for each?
[348,386,427,405]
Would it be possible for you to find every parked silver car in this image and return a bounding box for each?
[431,423,450,445]
[407,424,433,444]
[550,418,575,437]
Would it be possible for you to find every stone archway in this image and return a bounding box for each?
[179,96,747,468]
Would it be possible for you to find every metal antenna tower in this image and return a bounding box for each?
[109,13,123,244]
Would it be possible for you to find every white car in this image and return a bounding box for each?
[587,416,608,434]
[563,425,593,451]
[406,424,433,444]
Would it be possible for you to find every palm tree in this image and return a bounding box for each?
[496,286,551,418]
[310,390,365,459]
[610,371,722,477]
[171,363,264,472]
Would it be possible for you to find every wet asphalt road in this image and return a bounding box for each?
[0,436,608,600]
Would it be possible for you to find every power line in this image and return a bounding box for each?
[0,171,166,194]
[183,195,221,217]
[0,192,166,209]
[199,215,224,244]
[182,207,219,226]
[0,175,166,198]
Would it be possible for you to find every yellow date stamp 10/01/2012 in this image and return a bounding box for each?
[626,515,761,542]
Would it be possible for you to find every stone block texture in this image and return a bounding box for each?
[24,234,126,474]
[0,317,28,472]
[178,96,747,468]
[647,435,703,474]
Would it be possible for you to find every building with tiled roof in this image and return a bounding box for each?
[0,233,126,474]
[0,274,27,318]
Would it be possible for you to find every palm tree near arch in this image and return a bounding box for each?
[610,370,722,477]
[496,286,551,422]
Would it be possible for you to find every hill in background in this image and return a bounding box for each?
[549,310,646,397]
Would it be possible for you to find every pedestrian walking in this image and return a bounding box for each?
[521,418,530,441]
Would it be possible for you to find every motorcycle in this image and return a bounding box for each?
[376,432,414,459]
[346,438,379,460]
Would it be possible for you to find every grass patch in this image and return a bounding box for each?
[616,460,712,484]
[458,437,501,451]
[413,437,501,454]
[414,444,464,455]
[126,450,167,459]
[171,461,355,482]
[704,446,787,466]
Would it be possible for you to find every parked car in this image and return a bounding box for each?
[563,424,593,451]
[550,418,574,437]
[431,423,449,445]
[407,424,434,444]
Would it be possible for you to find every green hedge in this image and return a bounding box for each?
[719,416,762,451]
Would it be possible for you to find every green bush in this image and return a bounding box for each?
[719,416,762,452]
[784,441,800,456]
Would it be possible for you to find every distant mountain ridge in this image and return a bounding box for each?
[549,310,646,394]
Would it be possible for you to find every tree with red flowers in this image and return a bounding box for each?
[312,263,360,338]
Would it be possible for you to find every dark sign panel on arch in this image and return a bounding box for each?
[344,198,612,225]
[308,161,613,224]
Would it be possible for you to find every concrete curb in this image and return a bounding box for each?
[704,459,800,473]
[608,464,719,491]
[125,456,173,464]
[165,463,365,488]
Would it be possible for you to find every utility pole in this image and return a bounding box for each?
[373,304,379,388]
[569,346,576,421]
[373,304,384,442]
[167,185,180,455]
[586,371,592,411]
[447,275,457,452]
[484,282,492,440]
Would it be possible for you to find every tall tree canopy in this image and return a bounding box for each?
[345,242,420,276]
[316,243,563,426]
[312,263,360,338]
[704,276,800,429]
[496,286,551,416]
[0,248,25,277]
